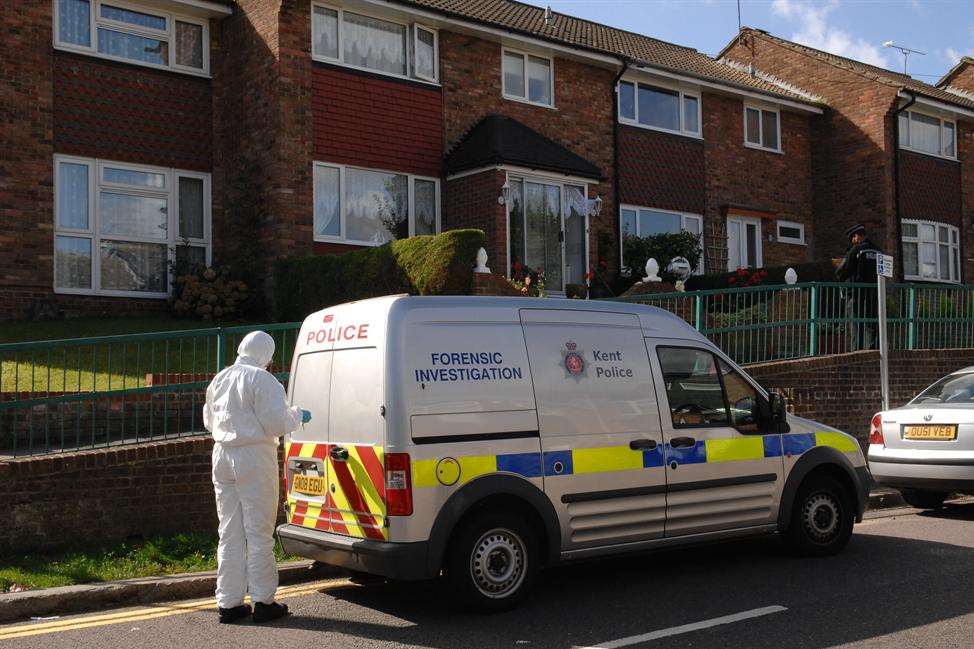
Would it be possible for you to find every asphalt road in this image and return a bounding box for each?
[3,503,974,649]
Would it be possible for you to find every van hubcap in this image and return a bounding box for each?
[469,528,526,599]
[803,493,840,543]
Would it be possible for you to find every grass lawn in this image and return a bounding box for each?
[0,532,295,592]
[0,317,298,393]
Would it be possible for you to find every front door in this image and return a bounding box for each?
[648,341,784,537]
[727,215,762,270]
[520,309,666,550]
[563,185,588,287]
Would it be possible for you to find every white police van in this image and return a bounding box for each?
[276,296,869,611]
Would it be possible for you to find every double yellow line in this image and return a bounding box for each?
[0,578,350,640]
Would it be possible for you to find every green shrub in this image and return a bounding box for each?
[273,229,486,320]
[685,260,836,291]
[622,232,701,282]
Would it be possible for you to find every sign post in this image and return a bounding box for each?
[876,254,894,410]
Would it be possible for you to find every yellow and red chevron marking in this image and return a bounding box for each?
[285,441,387,540]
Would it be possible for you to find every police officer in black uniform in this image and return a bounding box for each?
[835,223,883,350]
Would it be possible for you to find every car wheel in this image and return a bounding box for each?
[900,489,947,510]
[784,474,855,557]
[444,511,539,613]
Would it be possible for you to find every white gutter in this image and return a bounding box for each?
[631,64,823,113]
[898,90,974,119]
[172,0,232,15]
[361,0,822,111]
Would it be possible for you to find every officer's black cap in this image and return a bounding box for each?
[845,223,866,239]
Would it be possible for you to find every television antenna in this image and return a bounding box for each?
[883,41,925,74]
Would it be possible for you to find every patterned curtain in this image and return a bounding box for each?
[58,0,91,47]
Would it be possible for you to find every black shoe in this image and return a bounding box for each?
[218,604,252,624]
[252,602,289,624]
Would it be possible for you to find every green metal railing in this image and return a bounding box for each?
[0,322,301,457]
[613,281,974,365]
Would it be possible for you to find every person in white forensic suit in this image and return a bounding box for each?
[203,331,307,624]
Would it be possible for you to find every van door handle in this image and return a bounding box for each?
[329,446,349,462]
[629,438,658,450]
[670,437,697,449]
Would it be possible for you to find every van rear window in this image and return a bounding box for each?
[290,350,333,440]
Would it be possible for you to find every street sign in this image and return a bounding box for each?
[877,254,894,278]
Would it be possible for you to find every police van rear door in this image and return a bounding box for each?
[520,309,666,550]
[286,349,333,535]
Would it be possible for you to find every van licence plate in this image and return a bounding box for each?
[903,425,957,441]
[292,474,326,496]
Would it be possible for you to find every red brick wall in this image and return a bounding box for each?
[723,32,900,265]
[748,348,974,447]
[0,1,56,319]
[313,64,443,178]
[54,52,213,172]
[703,93,814,271]
[617,125,706,215]
[444,170,507,271]
[942,62,974,95]
[961,120,974,282]
[440,31,617,276]
[898,150,963,227]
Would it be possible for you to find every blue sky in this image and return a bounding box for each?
[523,0,974,83]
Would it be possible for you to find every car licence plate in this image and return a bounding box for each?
[903,425,957,441]
[292,473,326,496]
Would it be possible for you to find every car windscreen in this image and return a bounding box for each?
[911,373,974,405]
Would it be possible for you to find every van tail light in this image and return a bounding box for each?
[385,453,413,516]
[869,413,885,446]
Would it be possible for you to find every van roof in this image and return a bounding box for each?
[312,295,707,343]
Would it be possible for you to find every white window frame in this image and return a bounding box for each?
[53,154,212,298]
[618,204,705,274]
[898,108,958,161]
[901,219,961,284]
[310,2,439,84]
[312,161,441,247]
[617,77,702,138]
[743,104,782,153]
[501,47,555,109]
[726,215,764,270]
[776,220,805,245]
[53,0,210,77]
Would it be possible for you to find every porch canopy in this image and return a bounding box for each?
[446,114,603,180]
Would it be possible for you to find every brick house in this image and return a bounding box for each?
[720,29,974,283]
[0,2,859,320]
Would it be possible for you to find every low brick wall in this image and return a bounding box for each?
[748,348,974,445]
[3,348,972,556]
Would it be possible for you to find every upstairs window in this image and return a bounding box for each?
[618,80,700,136]
[902,220,960,283]
[744,105,780,152]
[312,3,437,82]
[54,0,208,75]
[502,48,554,107]
[898,109,956,159]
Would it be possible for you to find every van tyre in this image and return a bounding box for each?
[900,489,947,510]
[444,511,539,613]
[784,474,854,557]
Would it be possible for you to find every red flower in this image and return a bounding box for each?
[598,258,608,269]
[728,276,737,285]
[737,268,748,277]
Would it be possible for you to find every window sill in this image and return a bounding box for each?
[776,239,806,246]
[502,94,557,111]
[618,119,702,140]
[54,287,170,299]
[901,276,960,285]
[898,146,958,163]
[54,43,210,79]
[744,142,783,155]
[311,55,440,87]
[314,236,387,247]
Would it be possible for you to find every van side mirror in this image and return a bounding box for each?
[769,391,789,429]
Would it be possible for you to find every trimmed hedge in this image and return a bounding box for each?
[273,229,486,321]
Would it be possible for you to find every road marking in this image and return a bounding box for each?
[0,578,350,640]
[575,605,788,649]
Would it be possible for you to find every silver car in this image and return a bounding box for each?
[868,367,974,508]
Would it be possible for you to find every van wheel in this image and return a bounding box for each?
[444,511,538,613]
[900,489,947,510]
[784,474,854,557]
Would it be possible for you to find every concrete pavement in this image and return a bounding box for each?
[2,502,973,649]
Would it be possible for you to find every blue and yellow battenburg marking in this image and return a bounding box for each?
[411,432,858,487]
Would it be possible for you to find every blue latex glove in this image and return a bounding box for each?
[301,409,312,424]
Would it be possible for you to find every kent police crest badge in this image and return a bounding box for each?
[563,340,585,377]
